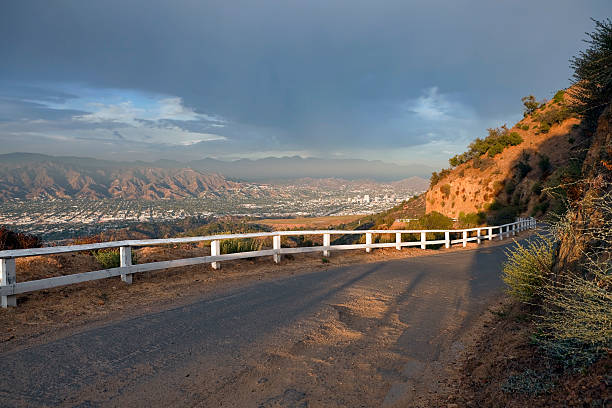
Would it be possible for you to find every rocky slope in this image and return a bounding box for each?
[426,91,585,220]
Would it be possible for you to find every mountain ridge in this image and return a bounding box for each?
[0,153,434,182]
[0,153,428,201]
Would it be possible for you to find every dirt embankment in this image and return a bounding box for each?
[434,299,611,407]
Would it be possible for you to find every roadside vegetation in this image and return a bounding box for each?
[93,248,138,269]
[459,19,612,405]
[0,227,41,251]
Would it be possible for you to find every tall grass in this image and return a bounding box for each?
[93,248,138,269]
[502,182,611,367]
[220,238,263,254]
[502,236,554,302]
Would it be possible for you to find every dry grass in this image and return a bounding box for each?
[251,215,365,230]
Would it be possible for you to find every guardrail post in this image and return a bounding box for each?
[420,232,426,249]
[120,246,132,284]
[1,258,16,308]
[462,230,467,247]
[323,233,331,257]
[211,239,221,269]
[499,226,504,240]
[365,233,372,253]
[273,235,281,263]
[488,227,493,240]
[444,231,450,249]
[395,233,402,250]
[512,223,516,236]
[476,228,482,244]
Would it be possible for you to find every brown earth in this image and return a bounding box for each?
[252,214,365,230]
[426,298,611,408]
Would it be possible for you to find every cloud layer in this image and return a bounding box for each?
[0,0,609,165]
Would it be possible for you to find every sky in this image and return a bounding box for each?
[0,0,609,168]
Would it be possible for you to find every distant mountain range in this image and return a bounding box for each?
[184,156,435,181]
[0,153,429,200]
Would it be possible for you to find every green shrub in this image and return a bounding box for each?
[536,106,573,127]
[430,168,451,187]
[516,160,532,180]
[458,212,486,227]
[406,212,453,247]
[522,95,543,116]
[93,248,138,269]
[537,270,611,352]
[552,89,565,104]
[489,205,520,225]
[447,126,524,167]
[440,184,451,197]
[502,236,554,302]
[472,155,494,170]
[501,369,555,396]
[539,122,551,133]
[538,155,551,174]
[220,238,263,254]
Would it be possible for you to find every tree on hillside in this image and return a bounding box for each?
[521,95,542,116]
[569,18,612,126]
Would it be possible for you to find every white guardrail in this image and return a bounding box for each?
[0,217,536,307]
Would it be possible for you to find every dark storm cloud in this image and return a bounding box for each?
[0,0,610,163]
[0,98,86,122]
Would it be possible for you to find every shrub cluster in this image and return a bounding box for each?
[429,168,451,188]
[93,248,138,269]
[502,235,554,302]
[521,95,544,116]
[448,125,523,168]
[503,181,611,370]
[534,105,573,133]
[0,227,41,250]
[457,211,486,227]
[220,238,263,254]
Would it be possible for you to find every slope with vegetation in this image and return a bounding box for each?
[440,18,611,407]
[426,88,584,224]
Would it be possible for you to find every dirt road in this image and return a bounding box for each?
[0,240,517,407]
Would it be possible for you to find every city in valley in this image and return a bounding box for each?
[1,181,424,241]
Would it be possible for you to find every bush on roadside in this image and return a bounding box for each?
[220,238,263,254]
[0,227,42,250]
[93,248,138,269]
[458,211,486,227]
[535,265,611,366]
[502,236,554,302]
[534,186,612,366]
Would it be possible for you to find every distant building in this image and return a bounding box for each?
[363,194,370,203]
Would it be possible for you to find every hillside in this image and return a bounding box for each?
[426,90,584,221]
[0,157,241,200]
